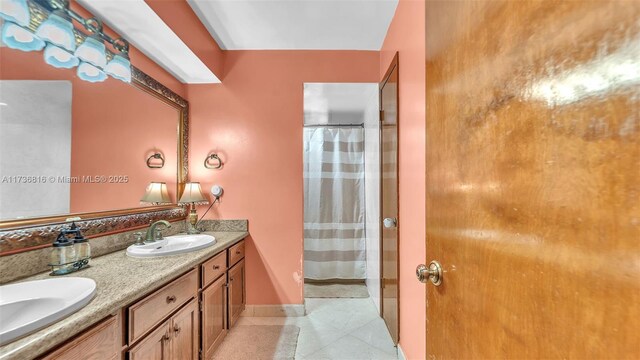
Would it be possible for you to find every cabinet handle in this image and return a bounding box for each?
[213,265,220,270]
[173,324,181,336]
[236,250,241,255]
[162,331,170,342]
[166,295,177,303]
[230,277,234,282]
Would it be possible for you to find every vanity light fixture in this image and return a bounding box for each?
[36,9,75,51]
[104,38,131,83]
[73,18,106,68]
[0,0,30,27]
[1,21,45,51]
[140,182,172,205]
[2,0,133,83]
[178,182,209,234]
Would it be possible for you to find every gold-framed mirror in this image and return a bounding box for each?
[0,65,188,254]
[0,4,189,254]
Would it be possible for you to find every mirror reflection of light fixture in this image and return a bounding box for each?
[178,182,209,234]
[0,0,30,27]
[140,182,172,205]
[43,43,79,68]
[1,21,45,51]
[77,61,107,82]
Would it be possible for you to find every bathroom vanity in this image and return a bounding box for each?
[0,231,247,360]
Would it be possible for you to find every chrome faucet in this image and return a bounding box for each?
[145,220,171,242]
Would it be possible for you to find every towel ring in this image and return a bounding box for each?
[146,153,165,169]
[204,153,223,169]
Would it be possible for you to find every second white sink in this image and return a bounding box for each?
[0,277,96,346]
[126,234,216,258]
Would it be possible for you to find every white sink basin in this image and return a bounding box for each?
[126,234,216,258]
[0,277,96,346]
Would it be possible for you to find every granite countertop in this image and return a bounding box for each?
[0,231,248,360]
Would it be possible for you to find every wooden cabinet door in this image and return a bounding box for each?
[169,300,199,360]
[128,321,170,360]
[227,259,245,328]
[201,275,227,359]
[43,315,121,360]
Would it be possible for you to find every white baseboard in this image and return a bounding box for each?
[241,304,306,317]
[397,344,407,360]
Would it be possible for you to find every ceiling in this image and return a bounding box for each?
[304,83,378,125]
[77,0,220,84]
[74,0,398,84]
[187,0,398,50]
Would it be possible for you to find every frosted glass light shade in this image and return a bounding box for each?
[44,43,79,68]
[36,12,75,51]
[77,61,106,83]
[178,182,209,205]
[74,35,106,68]
[0,0,29,27]
[140,182,172,204]
[1,21,44,51]
[105,53,131,83]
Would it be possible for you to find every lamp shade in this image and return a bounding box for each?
[0,0,29,27]
[140,182,171,204]
[105,53,131,83]
[178,182,209,205]
[44,43,79,68]
[1,21,45,51]
[36,11,76,51]
[77,61,107,82]
[74,34,106,68]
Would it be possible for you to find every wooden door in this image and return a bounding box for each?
[202,275,227,359]
[380,53,399,344]
[169,300,199,360]
[227,259,246,328]
[424,1,640,358]
[128,321,170,360]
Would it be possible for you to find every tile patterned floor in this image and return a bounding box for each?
[238,296,398,360]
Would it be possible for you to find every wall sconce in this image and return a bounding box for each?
[178,182,209,234]
[204,153,223,169]
[146,152,165,169]
[0,0,132,83]
[140,182,171,205]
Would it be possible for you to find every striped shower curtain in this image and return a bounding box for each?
[303,127,366,280]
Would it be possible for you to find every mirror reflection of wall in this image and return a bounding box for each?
[0,23,179,221]
[0,80,72,219]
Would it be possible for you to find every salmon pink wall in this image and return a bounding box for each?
[188,51,379,305]
[380,1,426,359]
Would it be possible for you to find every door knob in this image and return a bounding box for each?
[383,217,397,228]
[416,261,442,286]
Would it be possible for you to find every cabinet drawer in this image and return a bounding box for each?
[228,241,245,266]
[201,251,226,288]
[128,269,197,344]
[43,314,120,360]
